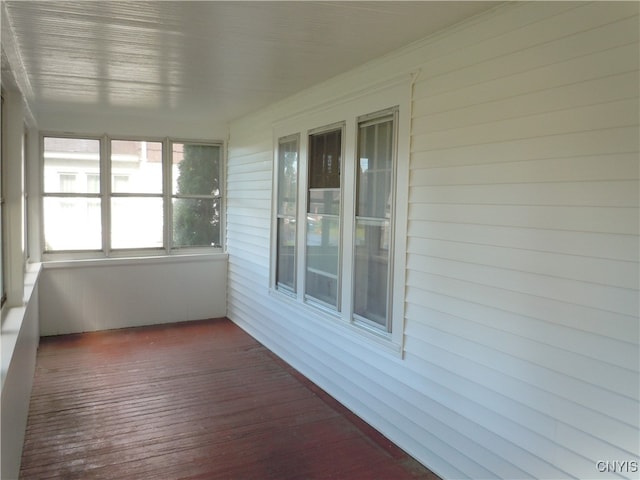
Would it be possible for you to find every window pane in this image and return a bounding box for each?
[172,197,220,247]
[172,143,220,196]
[308,189,340,215]
[309,129,341,189]
[278,138,298,216]
[353,218,390,328]
[357,119,393,219]
[43,197,101,251]
[87,174,100,193]
[59,173,77,192]
[111,197,163,249]
[305,215,339,307]
[111,140,163,194]
[277,217,296,291]
[44,137,100,193]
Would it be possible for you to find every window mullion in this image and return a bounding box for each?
[102,135,111,256]
[340,121,356,320]
[296,137,308,302]
[164,138,171,254]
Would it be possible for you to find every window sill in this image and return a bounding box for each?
[1,262,41,390]
[41,252,228,270]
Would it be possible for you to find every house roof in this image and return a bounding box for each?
[1,1,499,133]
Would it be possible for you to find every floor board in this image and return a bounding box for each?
[20,318,440,480]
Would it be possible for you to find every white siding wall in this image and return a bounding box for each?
[227,3,639,479]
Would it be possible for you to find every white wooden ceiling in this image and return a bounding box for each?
[2,1,499,133]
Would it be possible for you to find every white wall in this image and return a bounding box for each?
[227,3,639,479]
[39,254,227,336]
[1,265,40,480]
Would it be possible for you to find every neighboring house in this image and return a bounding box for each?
[1,2,638,480]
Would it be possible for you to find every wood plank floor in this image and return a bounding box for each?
[20,318,440,480]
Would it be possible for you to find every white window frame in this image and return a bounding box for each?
[273,133,300,295]
[304,122,345,312]
[108,137,165,253]
[169,140,224,250]
[0,92,6,307]
[41,134,103,254]
[40,133,225,260]
[270,78,410,352]
[352,107,399,334]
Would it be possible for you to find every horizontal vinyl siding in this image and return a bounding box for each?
[406,2,639,479]
[227,3,639,479]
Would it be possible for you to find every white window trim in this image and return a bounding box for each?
[39,133,226,261]
[270,76,411,353]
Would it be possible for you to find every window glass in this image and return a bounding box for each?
[43,137,101,251]
[354,219,390,327]
[44,137,100,193]
[43,197,101,251]
[277,139,298,217]
[86,174,100,193]
[308,129,341,189]
[172,197,219,247]
[353,114,395,330]
[308,189,340,216]
[171,143,221,248]
[305,127,342,308]
[306,215,340,307]
[172,143,220,196]
[277,217,296,291]
[357,120,393,219]
[111,197,163,249]
[110,140,164,249]
[276,136,298,291]
[111,140,162,194]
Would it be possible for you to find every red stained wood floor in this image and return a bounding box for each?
[20,318,440,480]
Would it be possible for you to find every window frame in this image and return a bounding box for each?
[270,78,410,353]
[108,137,165,252]
[40,133,225,260]
[170,140,224,250]
[352,107,399,334]
[273,133,300,295]
[304,122,345,312]
[41,134,103,254]
[1,92,6,307]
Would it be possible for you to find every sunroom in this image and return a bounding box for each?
[1,2,638,479]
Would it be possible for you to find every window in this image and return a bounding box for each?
[354,111,396,331]
[43,137,101,251]
[171,142,222,248]
[275,135,299,293]
[42,135,223,256]
[305,126,343,309]
[271,99,405,347]
[110,140,163,250]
